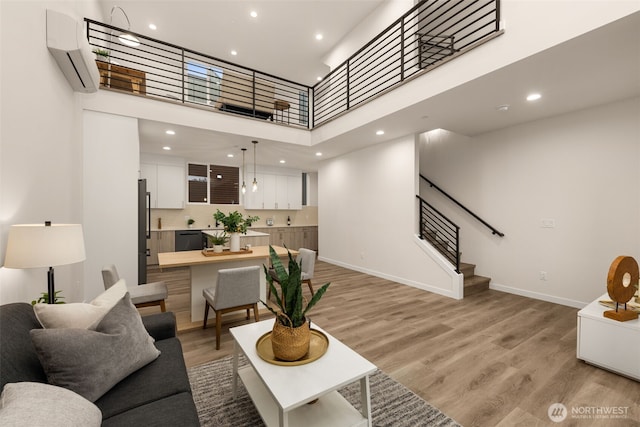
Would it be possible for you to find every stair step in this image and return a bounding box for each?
[459,262,475,277]
[463,274,491,296]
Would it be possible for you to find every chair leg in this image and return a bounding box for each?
[203,303,209,329]
[253,303,260,322]
[305,279,315,296]
[160,299,166,312]
[215,310,222,350]
[246,308,250,320]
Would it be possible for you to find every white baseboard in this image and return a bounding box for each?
[489,282,588,309]
[317,255,462,300]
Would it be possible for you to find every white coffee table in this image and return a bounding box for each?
[230,319,377,427]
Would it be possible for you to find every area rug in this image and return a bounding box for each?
[188,356,461,426]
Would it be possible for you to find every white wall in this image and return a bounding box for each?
[420,97,640,307]
[0,0,102,304]
[322,0,414,70]
[82,111,139,300]
[319,135,458,297]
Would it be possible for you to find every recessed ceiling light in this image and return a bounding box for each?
[315,33,323,41]
[227,154,234,158]
[250,11,257,18]
[317,76,323,81]
[148,23,157,30]
[231,50,238,56]
[279,160,286,164]
[315,152,323,157]
[165,130,175,135]
[496,104,510,112]
[526,93,542,101]
[162,146,171,151]
[376,130,385,135]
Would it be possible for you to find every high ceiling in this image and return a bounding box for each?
[98,1,640,173]
[97,0,385,86]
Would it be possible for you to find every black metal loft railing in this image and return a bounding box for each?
[313,0,501,126]
[85,0,500,129]
[417,195,460,273]
[420,174,504,237]
[85,19,312,128]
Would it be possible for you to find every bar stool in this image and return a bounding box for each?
[273,99,290,124]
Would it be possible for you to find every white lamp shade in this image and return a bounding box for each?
[4,224,86,269]
[118,33,140,47]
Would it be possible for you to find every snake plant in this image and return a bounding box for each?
[261,245,330,328]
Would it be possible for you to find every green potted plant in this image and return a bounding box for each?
[207,232,228,253]
[213,210,259,252]
[92,48,109,61]
[261,246,330,361]
[187,218,195,228]
[31,290,65,305]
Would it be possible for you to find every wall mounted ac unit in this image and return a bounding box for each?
[46,9,100,93]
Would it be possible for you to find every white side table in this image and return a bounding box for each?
[577,294,640,381]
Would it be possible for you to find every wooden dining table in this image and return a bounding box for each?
[158,246,294,323]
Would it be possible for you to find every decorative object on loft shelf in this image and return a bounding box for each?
[261,246,330,361]
[604,255,639,321]
[252,140,258,192]
[109,5,140,47]
[212,210,259,252]
[3,222,86,304]
[92,48,110,61]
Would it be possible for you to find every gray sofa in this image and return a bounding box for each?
[0,302,200,426]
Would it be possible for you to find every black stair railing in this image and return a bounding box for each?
[420,174,505,237]
[417,195,460,272]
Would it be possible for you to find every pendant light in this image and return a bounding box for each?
[252,140,258,192]
[110,6,140,47]
[241,148,247,194]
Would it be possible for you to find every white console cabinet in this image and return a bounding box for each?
[577,294,640,381]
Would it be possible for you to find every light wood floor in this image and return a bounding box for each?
[144,262,640,426]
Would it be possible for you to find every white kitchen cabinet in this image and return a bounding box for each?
[140,162,185,209]
[244,173,265,209]
[286,175,302,210]
[577,294,640,381]
[262,174,277,209]
[243,172,302,210]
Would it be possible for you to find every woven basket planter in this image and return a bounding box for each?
[271,319,311,361]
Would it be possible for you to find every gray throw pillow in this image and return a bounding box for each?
[0,382,101,427]
[30,293,161,402]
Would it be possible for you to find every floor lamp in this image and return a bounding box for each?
[4,222,86,304]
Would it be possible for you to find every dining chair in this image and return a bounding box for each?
[268,248,316,300]
[101,264,168,312]
[202,265,261,350]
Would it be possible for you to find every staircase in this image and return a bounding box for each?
[421,228,491,296]
[460,262,491,296]
[417,180,502,297]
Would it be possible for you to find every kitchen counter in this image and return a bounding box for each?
[158,246,294,322]
[202,229,269,237]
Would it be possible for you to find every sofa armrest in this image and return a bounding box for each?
[142,312,176,341]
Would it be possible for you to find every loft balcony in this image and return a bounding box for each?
[85,0,501,130]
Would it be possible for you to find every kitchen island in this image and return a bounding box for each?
[158,246,293,323]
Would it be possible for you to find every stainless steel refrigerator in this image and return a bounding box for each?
[138,179,150,284]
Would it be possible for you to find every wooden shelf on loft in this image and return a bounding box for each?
[96,60,146,95]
